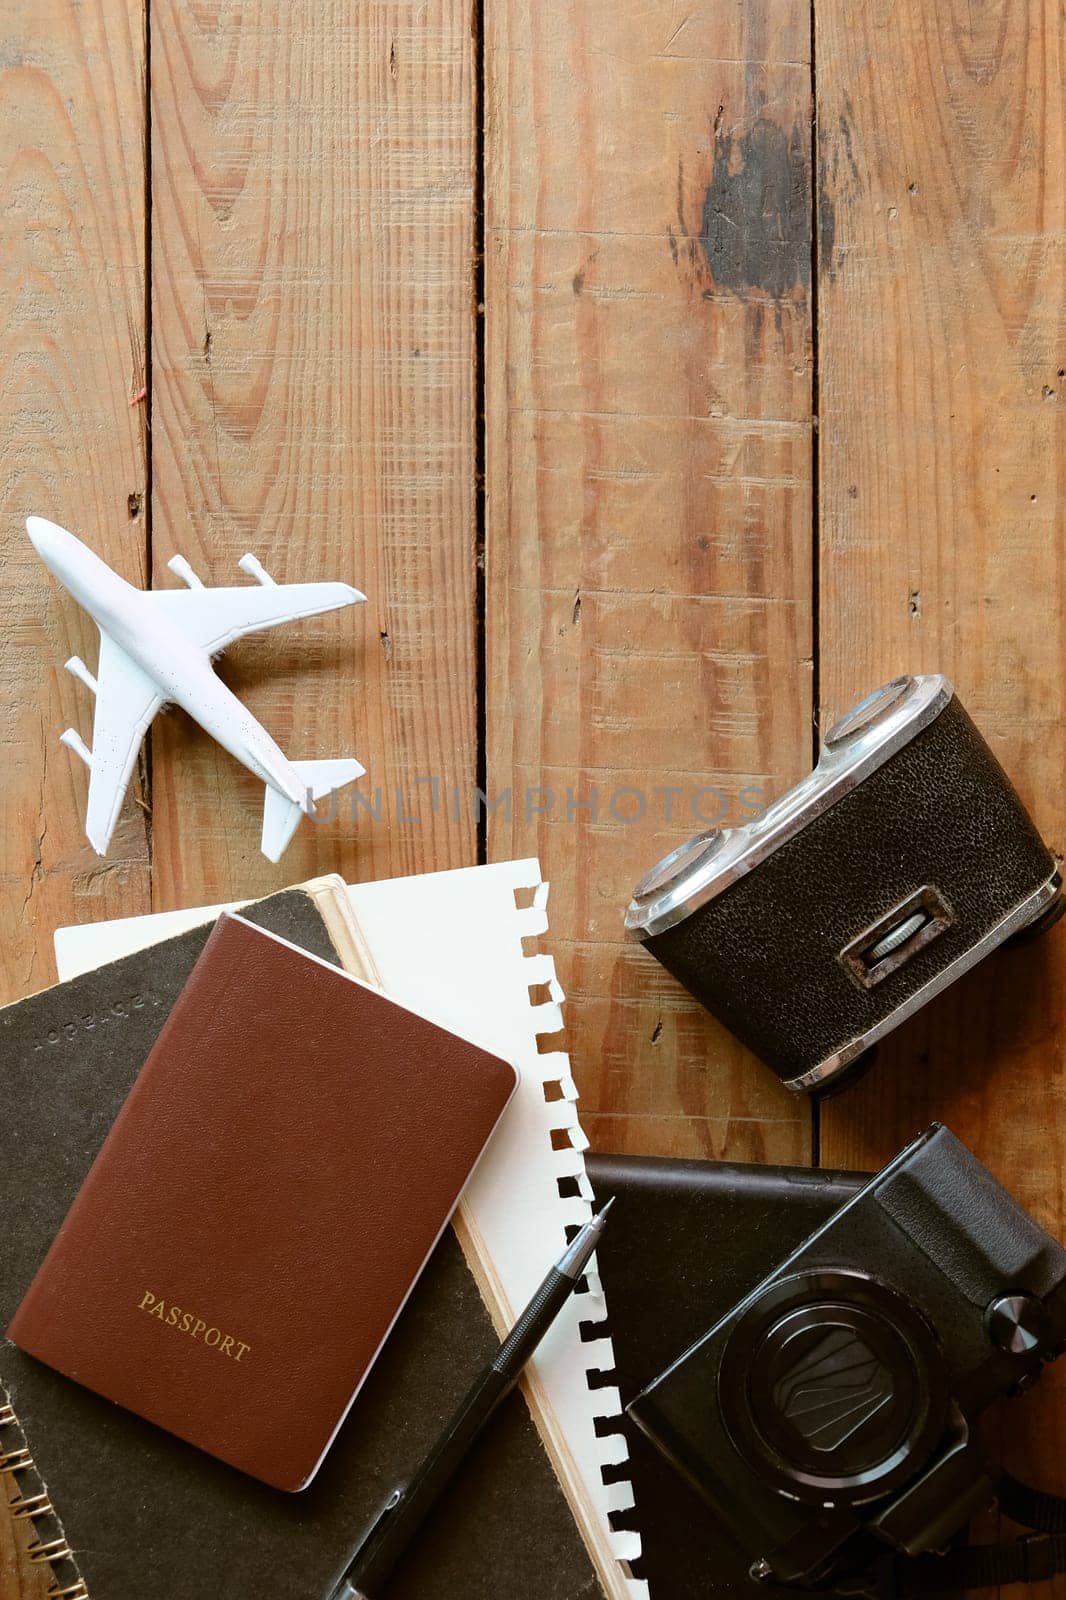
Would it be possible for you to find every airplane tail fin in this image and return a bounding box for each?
[260,757,365,862]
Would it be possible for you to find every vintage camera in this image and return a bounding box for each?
[627,1126,1066,1591]
[626,676,1061,1093]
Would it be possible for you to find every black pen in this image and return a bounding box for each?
[324,1199,615,1600]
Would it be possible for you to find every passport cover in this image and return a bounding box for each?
[8,912,518,1493]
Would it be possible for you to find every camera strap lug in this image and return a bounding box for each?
[802,1478,1066,1598]
[888,1533,1065,1593]
[875,1473,1066,1595]
[742,1483,1066,1595]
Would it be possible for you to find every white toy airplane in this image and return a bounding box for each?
[27,516,367,862]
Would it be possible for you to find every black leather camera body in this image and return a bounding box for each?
[627,1126,1066,1591]
[626,676,1062,1093]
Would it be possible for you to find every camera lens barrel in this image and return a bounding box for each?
[718,1271,947,1507]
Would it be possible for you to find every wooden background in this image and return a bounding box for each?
[0,0,1062,1593]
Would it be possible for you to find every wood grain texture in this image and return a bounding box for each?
[148,0,478,908]
[484,0,815,1162]
[3,0,1065,1592]
[815,0,1066,1538]
[0,2,147,1591]
[0,0,150,1010]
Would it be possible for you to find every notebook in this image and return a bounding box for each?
[4,863,632,1599]
[54,860,643,1599]
[585,1152,869,1599]
[8,913,517,1492]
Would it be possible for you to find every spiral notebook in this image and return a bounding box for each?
[33,860,642,1599]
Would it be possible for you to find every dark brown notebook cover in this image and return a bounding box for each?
[8,912,517,1493]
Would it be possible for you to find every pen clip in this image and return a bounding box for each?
[358,1484,404,1548]
[325,1488,407,1600]
[355,1484,405,1554]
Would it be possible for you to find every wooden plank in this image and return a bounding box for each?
[148,0,478,909]
[485,0,816,1162]
[815,0,1066,1517]
[0,0,150,1009]
[0,2,148,1591]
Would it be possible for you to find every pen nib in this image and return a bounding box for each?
[556,1197,615,1279]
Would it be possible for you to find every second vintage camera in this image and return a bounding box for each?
[626,675,1061,1093]
[627,1125,1066,1591]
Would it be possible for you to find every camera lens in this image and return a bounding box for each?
[719,1272,947,1506]
[752,1305,921,1477]
[824,677,917,749]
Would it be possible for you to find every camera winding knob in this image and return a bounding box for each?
[986,1294,1049,1357]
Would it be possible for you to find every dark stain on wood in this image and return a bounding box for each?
[817,161,836,279]
[816,101,863,283]
[571,248,597,297]
[699,116,811,298]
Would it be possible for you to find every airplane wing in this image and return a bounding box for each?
[82,632,164,854]
[147,582,365,656]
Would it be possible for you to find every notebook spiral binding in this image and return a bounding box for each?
[0,1388,89,1599]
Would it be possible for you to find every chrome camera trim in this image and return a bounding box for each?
[626,675,954,942]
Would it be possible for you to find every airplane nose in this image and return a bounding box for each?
[26,516,66,561]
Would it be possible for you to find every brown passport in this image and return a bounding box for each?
[7,912,517,1493]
